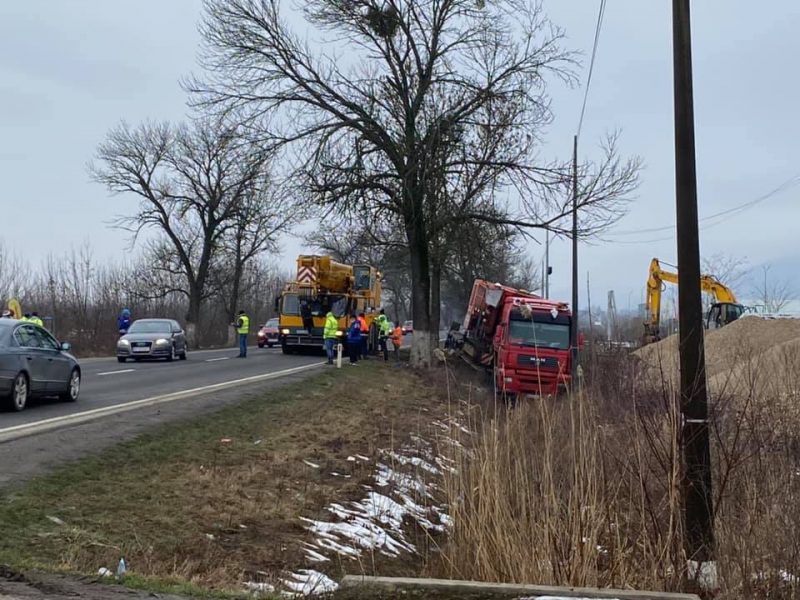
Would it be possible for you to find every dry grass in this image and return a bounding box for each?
[436,346,800,599]
[0,361,449,592]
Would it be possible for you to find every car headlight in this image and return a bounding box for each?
[118,339,130,346]
[154,338,170,345]
[257,331,266,337]
[281,328,290,335]
[335,331,343,337]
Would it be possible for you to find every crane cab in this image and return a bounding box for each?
[706,302,745,330]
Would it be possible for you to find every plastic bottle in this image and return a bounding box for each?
[116,558,127,578]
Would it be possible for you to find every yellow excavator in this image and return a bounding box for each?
[643,258,745,344]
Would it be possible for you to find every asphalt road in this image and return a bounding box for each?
[0,345,324,431]
[0,335,428,486]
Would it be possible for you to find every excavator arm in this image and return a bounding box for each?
[644,258,678,342]
[643,257,743,343]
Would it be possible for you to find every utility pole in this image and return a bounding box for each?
[672,0,715,592]
[570,135,579,381]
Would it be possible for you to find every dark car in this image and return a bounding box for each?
[402,320,414,335]
[257,318,280,348]
[0,319,81,412]
[116,319,187,363]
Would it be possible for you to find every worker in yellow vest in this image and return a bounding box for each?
[234,310,250,358]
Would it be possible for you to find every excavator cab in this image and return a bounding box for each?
[706,302,745,330]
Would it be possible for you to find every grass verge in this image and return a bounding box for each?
[0,359,445,595]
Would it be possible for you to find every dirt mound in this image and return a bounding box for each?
[634,316,800,395]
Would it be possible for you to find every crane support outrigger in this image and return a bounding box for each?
[644,258,744,343]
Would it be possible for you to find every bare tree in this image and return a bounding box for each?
[212,181,301,344]
[191,0,639,365]
[701,253,749,290]
[89,118,283,346]
[0,241,24,303]
[753,265,795,313]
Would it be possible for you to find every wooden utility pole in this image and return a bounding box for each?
[570,135,579,381]
[672,0,715,592]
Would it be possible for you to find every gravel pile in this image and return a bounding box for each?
[633,316,800,396]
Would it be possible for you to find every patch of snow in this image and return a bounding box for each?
[46,515,65,526]
[346,455,356,461]
[205,533,215,541]
[375,463,433,497]
[97,567,112,577]
[281,569,338,595]
[245,581,276,593]
[384,450,440,474]
[687,560,718,592]
[355,454,370,461]
[303,545,330,563]
[303,460,320,468]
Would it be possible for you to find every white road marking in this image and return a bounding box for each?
[205,357,231,362]
[97,369,136,376]
[0,362,326,444]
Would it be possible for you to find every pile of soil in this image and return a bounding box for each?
[633,316,800,398]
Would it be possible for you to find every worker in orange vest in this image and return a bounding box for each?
[357,312,368,359]
[390,320,402,364]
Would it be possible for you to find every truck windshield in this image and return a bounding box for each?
[508,320,570,349]
[283,293,348,318]
[282,294,300,315]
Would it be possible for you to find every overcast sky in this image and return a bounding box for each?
[1,0,797,311]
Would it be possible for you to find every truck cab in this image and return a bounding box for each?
[493,301,572,398]
[462,280,572,399]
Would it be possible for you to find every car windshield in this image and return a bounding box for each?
[266,319,279,328]
[404,321,413,327]
[508,319,570,350]
[128,320,171,334]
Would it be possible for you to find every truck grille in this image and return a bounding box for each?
[516,355,559,369]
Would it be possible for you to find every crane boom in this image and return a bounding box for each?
[644,258,743,343]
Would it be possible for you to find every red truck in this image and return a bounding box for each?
[461,279,573,398]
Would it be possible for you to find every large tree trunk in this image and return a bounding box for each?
[430,260,441,347]
[226,257,244,347]
[407,214,433,368]
[186,290,202,349]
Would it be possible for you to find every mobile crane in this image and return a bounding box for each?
[643,258,745,343]
[276,255,382,354]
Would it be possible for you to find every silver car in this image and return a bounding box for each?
[117,319,187,363]
[0,319,81,412]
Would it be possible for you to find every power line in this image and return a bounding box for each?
[576,0,607,140]
[605,173,800,240]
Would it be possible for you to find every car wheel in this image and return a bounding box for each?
[59,369,81,403]
[167,346,175,362]
[179,347,187,360]
[267,343,274,348]
[258,342,265,348]
[7,373,28,412]
[117,357,126,363]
